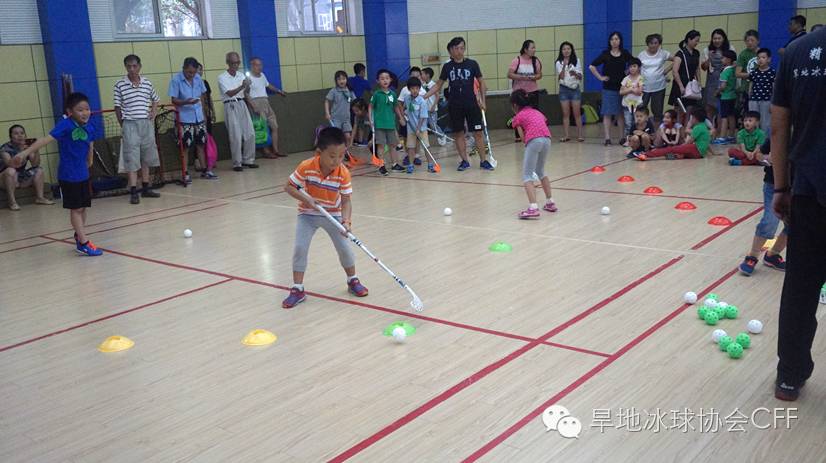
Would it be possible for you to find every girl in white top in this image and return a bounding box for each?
[637,33,672,123]
[555,41,584,142]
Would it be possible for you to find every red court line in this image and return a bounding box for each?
[36,235,610,359]
[462,267,739,461]
[691,206,764,250]
[327,255,684,462]
[0,278,232,353]
[0,240,58,255]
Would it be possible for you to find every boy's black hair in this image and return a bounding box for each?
[410,66,421,75]
[510,89,530,108]
[628,57,642,68]
[744,110,761,120]
[635,106,649,115]
[375,68,392,80]
[790,15,806,28]
[315,127,346,151]
[8,124,24,138]
[757,47,772,57]
[183,57,199,69]
[65,92,89,111]
[334,70,348,81]
[406,76,422,90]
[350,98,367,110]
[691,107,707,123]
[421,67,434,78]
[744,29,760,40]
[664,109,678,121]
[722,49,737,62]
[353,63,366,75]
[123,54,141,65]
[447,36,465,52]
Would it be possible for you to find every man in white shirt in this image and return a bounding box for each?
[218,52,257,171]
[114,54,162,204]
[247,57,287,158]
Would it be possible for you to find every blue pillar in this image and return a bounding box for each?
[363,0,410,81]
[583,0,632,92]
[237,0,281,87]
[37,0,101,131]
[759,0,797,65]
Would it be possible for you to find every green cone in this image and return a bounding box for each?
[489,242,513,253]
[383,322,416,337]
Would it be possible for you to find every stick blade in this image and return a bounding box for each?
[410,297,424,312]
[371,154,385,167]
[433,162,441,173]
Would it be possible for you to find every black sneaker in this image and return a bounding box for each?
[233,166,244,172]
[242,163,260,169]
[130,193,140,204]
[141,189,160,198]
[378,166,389,176]
[391,163,405,171]
[604,139,612,146]
[414,158,422,166]
[775,378,803,401]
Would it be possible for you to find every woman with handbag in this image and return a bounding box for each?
[669,30,702,126]
[508,40,543,142]
[556,41,584,142]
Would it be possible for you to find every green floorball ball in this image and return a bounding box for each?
[725,305,739,319]
[727,342,744,359]
[707,293,719,301]
[736,332,751,348]
[698,306,708,319]
[704,311,720,325]
[715,307,727,319]
[719,335,734,351]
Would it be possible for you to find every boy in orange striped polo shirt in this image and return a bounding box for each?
[282,127,368,308]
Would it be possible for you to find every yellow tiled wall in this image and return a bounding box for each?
[632,12,758,104]
[277,35,366,92]
[797,7,826,27]
[408,25,584,93]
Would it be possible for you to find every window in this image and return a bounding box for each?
[115,0,204,37]
[287,0,347,34]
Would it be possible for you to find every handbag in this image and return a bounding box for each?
[681,49,702,100]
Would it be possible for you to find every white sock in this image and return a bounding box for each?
[547,197,554,204]
[347,275,358,283]
[530,203,538,210]
[292,284,304,291]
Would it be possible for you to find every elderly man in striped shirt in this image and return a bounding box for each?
[114,54,161,204]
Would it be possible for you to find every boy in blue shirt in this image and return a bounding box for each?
[401,77,431,173]
[19,93,102,256]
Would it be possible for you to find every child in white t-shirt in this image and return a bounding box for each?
[619,57,644,144]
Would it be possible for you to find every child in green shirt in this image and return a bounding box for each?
[714,49,738,144]
[643,107,710,160]
[368,69,401,175]
[728,110,767,166]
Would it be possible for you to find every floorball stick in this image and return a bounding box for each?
[480,109,498,168]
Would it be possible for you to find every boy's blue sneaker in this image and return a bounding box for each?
[457,160,471,171]
[739,255,758,275]
[282,287,306,308]
[76,240,103,257]
[406,164,414,174]
[729,158,742,166]
[480,160,495,170]
[414,158,422,165]
[428,163,436,173]
[763,253,786,271]
[712,137,728,145]
[726,136,737,144]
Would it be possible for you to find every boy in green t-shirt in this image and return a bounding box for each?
[644,108,710,160]
[368,69,400,175]
[715,50,738,144]
[728,111,767,166]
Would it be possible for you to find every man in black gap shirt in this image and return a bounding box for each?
[771,26,826,401]
[423,37,493,171]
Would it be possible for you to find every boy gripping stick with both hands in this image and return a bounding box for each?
[281,127,368,309]
[369,69,401,176]
[728,110,767,166]
[401,77,432,173]
[18,93,102,256]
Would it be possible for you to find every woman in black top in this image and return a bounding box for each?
[670,30,702,126]
[589,31,632,145]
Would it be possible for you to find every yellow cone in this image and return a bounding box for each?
[242,329,277,346]
[98,335,134,353]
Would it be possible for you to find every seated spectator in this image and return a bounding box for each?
[1,125,54,210]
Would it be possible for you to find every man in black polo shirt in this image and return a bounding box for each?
[771,26,826,401]
[779,15,807,55]
[423,37,493,171]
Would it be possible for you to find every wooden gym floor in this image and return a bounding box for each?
[1,126,825,462]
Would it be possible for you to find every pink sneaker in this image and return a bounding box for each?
[543,201,558,212]
[518,207,540,219]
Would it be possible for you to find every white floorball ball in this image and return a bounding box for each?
[712,329,728,343]
[717,301,730,310]
[747,319,764,334]
[601,206,611,215]
[183,229,193,238]
[704,298,719,309]
[684,291,698,304]
[443,207,453,216]
[392,327,407,342]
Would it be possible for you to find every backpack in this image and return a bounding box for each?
[582,104,599,124]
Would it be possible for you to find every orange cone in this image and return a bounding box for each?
[675,201,697,210]
[591,165,606,173]
[617,175,635,183]
[708,216,733,226]
[644,186,663,194]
